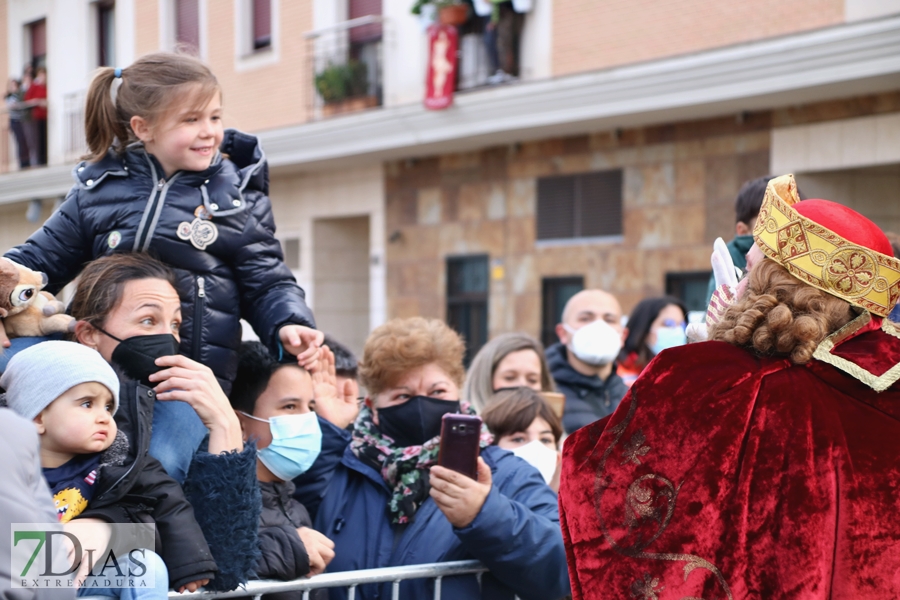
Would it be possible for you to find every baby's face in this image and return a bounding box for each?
[35,382,117,462]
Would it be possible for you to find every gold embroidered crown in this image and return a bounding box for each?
[753,174,900,318]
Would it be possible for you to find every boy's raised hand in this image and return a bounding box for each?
[310,346,359,429]
[279,325,324,370]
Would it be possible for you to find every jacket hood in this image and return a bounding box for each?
[546,342,614,392]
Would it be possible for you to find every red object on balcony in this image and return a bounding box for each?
[424,24,458,111]
[439,4,469,26]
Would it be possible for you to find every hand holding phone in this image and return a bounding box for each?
[437,413,482,479]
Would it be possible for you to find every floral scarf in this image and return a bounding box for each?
[350,401,492,524]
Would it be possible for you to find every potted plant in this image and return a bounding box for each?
[411,0,470,26]
[314,61,376,116]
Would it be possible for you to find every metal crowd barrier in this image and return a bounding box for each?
[167,560,500,600]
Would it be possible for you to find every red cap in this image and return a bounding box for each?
[794,199,893,257]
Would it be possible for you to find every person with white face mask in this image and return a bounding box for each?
[481,388,564,493]
[546,289,629,434]
[231,342,335,596]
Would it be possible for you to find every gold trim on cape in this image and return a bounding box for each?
[753,174,900,318]
[812,312,900,392]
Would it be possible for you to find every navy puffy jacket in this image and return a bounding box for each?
[5,130,314,391]
[294,418,571,600]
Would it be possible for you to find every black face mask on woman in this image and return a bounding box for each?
[98,329,179,385]
[376,396,461,447]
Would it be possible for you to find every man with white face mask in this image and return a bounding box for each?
[546,289,629,433]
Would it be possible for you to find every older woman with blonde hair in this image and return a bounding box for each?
[294,317,569,600]
[462,332,555,413]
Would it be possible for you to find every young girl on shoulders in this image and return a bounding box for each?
[6,52,321,395]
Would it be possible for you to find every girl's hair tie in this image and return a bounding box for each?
[114,68,122,78]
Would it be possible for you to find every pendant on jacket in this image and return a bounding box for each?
[177,205,218,250]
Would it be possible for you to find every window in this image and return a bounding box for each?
[666,271,713,312]
[536,170,623,241]
[446,255,489,365]
[541,276,584,348]
[97,2,116,67]
[175,0,200,54]
[252,0,272,50]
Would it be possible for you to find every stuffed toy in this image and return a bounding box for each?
[0,258,74,338]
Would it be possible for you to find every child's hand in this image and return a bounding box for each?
[310,346,359,429]
[178,579,209,593]
[296,527,335,576]
[0,320,9,348]
[278,325,324,369]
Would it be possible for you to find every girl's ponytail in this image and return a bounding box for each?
[84,67,130,162]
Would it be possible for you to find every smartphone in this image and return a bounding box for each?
[438,413,482,480]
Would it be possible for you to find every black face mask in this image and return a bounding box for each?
[376,396,461,448]
[99,329,180,385]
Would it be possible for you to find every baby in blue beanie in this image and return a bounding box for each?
[1,341,219,597]
[2,341,120,523]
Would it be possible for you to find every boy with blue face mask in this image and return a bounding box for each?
[230,342,335,593]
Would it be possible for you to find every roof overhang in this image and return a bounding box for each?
[2,15,900,203]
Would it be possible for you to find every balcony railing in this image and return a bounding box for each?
[305,15,385,120]
[0,90,85,174]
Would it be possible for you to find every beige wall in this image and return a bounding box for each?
[135,0,160,58]
[0,200,58,253]
[1,0,7,172]
[131,0,312,133]
[206,1,312,133]
[796,166,900,234]
[313,216,370,357]
[552,0,844,77]
[268,164,386,352]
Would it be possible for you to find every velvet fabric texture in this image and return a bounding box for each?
[559,334,900,599]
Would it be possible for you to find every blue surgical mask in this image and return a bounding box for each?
[240,411,322,480]
[649,325,687,356]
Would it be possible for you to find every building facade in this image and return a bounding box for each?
[2,0,900,357]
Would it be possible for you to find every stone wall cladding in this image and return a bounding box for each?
[384,111,774,339]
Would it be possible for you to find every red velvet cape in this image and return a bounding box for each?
[559,329,900,599]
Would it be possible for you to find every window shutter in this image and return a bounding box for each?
[349,0,382,44]
[253,0,272,49]
[537,176,576,240]
[537,170,623,240]
[579,170,623,237]
[30,20,47,59]
[175,0,200,52]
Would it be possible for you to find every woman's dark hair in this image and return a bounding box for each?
[84,52,220,162]
[230,341,292,414]
[481,387,563,446]
[619,296,687,367]
[69,253,181,329]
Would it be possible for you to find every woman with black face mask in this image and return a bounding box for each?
[68,252,261,592]
[293,317,570,600]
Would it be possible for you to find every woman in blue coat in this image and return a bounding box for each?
[295,317,570,600]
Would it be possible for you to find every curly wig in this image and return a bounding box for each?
[358,317,466,396]
[710,258,855,364]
